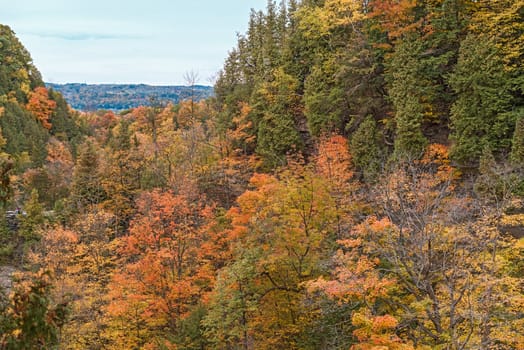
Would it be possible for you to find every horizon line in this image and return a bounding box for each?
[45,82,214,88]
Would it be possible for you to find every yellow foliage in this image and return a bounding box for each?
[500,213,524,227]
[298,0,367,39]
[470,0,524,70]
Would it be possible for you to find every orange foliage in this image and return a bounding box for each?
[175,99,205,128]
[307,214,412,349]
[227,102,256,155]
[89,111,117,130]
[223,173,279,246]
[81,110,118,144]
[420,143,456,181]
[32,227,79,272]
[314,134,358,237]
[46,137,73,167]
[308,216,395,303]
[26,86,56,129]
[108,190,215,335]
[26,226,80,311]
[315,134,353,184]
[369,0,420,42]
[351,311,412,350]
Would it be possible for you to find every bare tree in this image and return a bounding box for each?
[183,70,200,124]
[369,150,510,349]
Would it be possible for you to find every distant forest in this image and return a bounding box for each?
[46,83,214,111]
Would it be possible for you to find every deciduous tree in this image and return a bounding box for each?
[25,87,55,130]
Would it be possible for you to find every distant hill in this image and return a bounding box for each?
[46,83,214,111]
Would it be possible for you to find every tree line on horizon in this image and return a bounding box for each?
[46,83,214,112]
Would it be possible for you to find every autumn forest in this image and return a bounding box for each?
[0,0,523,349]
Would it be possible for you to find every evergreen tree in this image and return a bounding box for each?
[510,117,524,167]
[0,128,13,260]
[449,34,515,166]
[71,140,106,211]
[48,89,81,146]
[253,68,303,168]
[18,189,45,242]
[0,272,68,349]
[473,146,519,207]
[103,119,141,235]
[350,116,385,182]
[0,152,12,210]
[0,102,49,167]
[387,35,428,159]
[303,60,348,137]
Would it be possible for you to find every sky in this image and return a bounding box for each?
[0,0,268,85]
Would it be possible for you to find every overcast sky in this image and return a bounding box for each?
[0,0,268,85]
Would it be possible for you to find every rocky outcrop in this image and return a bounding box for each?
[0,265,15,297]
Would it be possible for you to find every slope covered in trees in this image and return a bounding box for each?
[0,24,81,349]
[1,1,523,349]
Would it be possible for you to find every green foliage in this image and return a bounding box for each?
[296,296,356,350]
[1,1,524,348]
[298,0,389,139]
[0,25,53,169]
[0,25,42,102]
[449,34,516,166]
[108,118,132,151]
[0,102,49,167]
[203,251,259,349]
[48,89,81,145]
[386,36,428,159]
[70,140,107,211]
[102,123,142,235]
[18,189,45,242]
[0,215,13,261]
[0,146,14,261]
[171,305,209,350]
[350,116,385,182]
[253,68,303,167]
[470,0,524,74]
[303,60,348,136]
[0,25,81,177]
[0,154,13,210]
[475,146,521,205]
[510,115,524,167]
[0,272,68,350]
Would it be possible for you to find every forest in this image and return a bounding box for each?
[0,0,523,349]
[45,83,213,112]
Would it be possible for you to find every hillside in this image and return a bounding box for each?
[1,1,524,350]
[46,83,214,111]
[0,24,80,180]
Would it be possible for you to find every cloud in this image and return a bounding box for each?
[24,31,144,41]
[3,0,269,84]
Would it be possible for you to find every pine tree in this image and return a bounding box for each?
[71,140,106,212]
[350,116,385,182]
[0,271,68,349]
[387,36,428,159]
[303,60,348,137]
[449,34,515,166]
[18,189,45,242]
[253,68,303,168]
[510,117,524,167]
